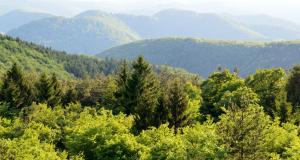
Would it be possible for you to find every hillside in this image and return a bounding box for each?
[98,37,300,77]
[0,10,52,33]
[0,35,118,79]
[7,13,140,54]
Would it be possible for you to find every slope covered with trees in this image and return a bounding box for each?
[1,56,300,159]
[98,37,300,76]
[0,35,119,79]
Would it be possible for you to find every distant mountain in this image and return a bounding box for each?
[98,37,300,77]
[0,35,119,79]
[116,9,266,40]
[229,14,300,40]
[8,11,141,54]
[0,10,52,33]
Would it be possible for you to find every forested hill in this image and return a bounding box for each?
[98,37,300,76]
[0,35,118,79]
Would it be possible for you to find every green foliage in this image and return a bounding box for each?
[36,73,63,107]
[0,63,33,115]
[0,35,120,79]
[125,56,160,132]
[201,70,244,120]
[218,104,271,159]
[183,122,225,159]
[286,65,300,111]
[64,108,138,160]
[138,124,187,160]
[98,37,300,77]
[114,60,130,114]
[168,80,201,133]
[246,68,286,118]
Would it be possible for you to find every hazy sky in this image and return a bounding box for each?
[1,0,300,23]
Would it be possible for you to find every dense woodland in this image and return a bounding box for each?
[1,54,300,159]
[99,37,300,76]
[0,35,119,79]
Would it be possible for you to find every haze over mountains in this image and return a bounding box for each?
[0,10,52,33]
[2,9,300,55]
[2,9,300,76]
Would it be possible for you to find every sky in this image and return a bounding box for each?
[1,0,300,23]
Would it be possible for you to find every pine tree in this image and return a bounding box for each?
[36,73,52,103]
[36,73,62,107]
[286,65,300,111]
[48,73,62,107]
[0,63,33,114]
[153,93,170,127]
[168,79,190,133]
[125,56,160,132]
[114,60,130,114]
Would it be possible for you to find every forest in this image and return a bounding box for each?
[1,55,300,160]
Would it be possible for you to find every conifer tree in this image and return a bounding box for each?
[48,73,62,107]
[153,93,170,127]
[36,73,62,107]
[114,60,130,114]
[36,73,52,103]
[0,63,33,113]
[125,56,160,132]
[286,65,300,111]
[168,79,190,133]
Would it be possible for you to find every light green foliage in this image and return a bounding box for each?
[246,68,286,117]
[138,124,187,160]
[218,104,271,159]
[201,70,244,120]
[183,122,225,159]
[264,121,300,159]
[184,82,202,119]
[0,116,67,160]
[64,108,140,160]
[217,86,259,108]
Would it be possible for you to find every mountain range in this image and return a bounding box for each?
[2,9,300,54]
[0,10,52,33]
[97,37,300,77]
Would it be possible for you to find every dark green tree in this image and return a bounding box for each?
[168,79,190,133]
[153,92,170,127]
[36,73,62,107]
[125,56,160,132]
[286,65,300,111]
[0,63,33,115]
[114,60,130,114]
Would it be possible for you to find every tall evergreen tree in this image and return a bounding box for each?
[125,56,160,132]
[0,63,33,114]
[36,73,62,107]
[48,73,62,107]
[168,79,190,133]
[286,65,300,111]
[114,60,130,114]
